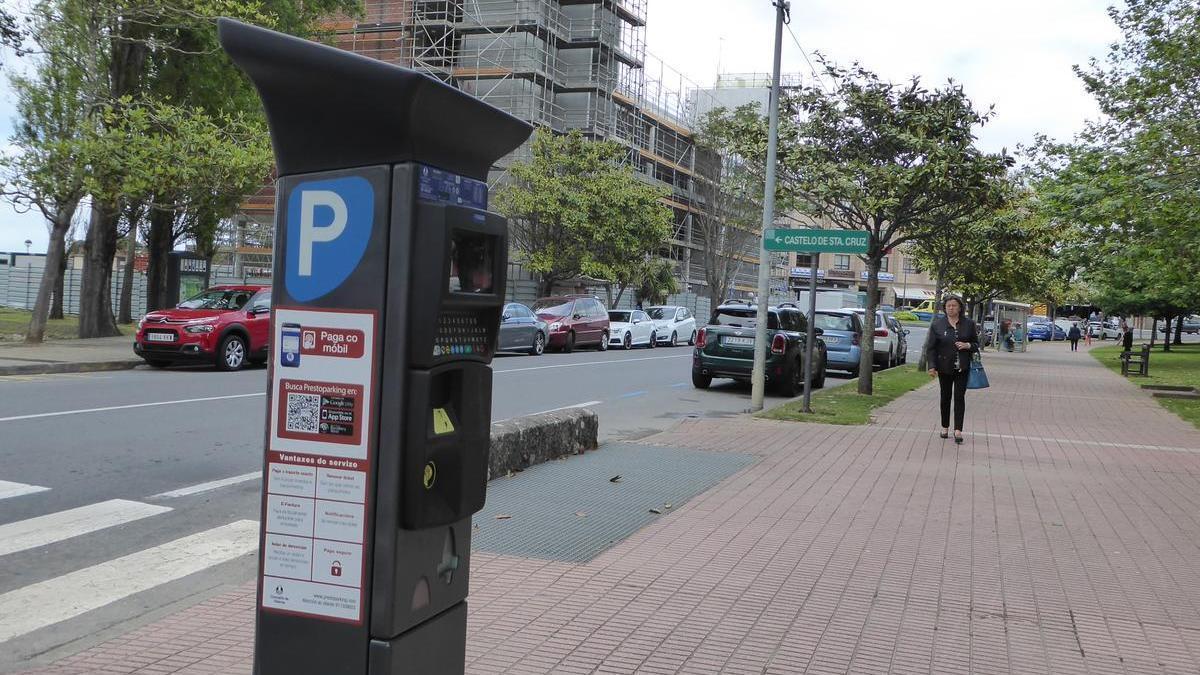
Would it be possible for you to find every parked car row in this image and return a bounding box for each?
[134,285,706,371]
[514,295,701,354]
[691,301,913,395]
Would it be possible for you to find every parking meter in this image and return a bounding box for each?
[218,19,531,675]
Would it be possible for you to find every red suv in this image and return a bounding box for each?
[531,295,610,352]
[134,285,271,371]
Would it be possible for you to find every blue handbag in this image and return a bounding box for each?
[967,354,990,389]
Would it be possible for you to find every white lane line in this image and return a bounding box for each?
[152,472,261,499]
[0,520,259,644]
[494,400,602,423]
[537,400,602,414]
[495,354,689,374]
[0,499,172,557]
[0,393,265,424]
[0,480,49,501]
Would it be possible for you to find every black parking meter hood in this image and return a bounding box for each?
[218,18,532,180]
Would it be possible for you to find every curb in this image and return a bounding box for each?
[0,359,143,377]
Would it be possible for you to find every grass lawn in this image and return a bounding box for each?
[0,308,79,341]
[1091,342,1200,429]
[758,365,934,425]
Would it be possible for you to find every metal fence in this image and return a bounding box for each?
[0,263,149,319]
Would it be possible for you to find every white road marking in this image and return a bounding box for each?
[0,520,259,644]
[495,354,689,374]
[0,499,172,557]
[0,480,50,501]
[152,472,261,499]
[0,393,265,424]
[537,400,602,414]
[494,400,602,423]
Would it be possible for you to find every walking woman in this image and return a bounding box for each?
[926,296,980,444]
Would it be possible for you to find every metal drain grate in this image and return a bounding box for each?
[472,443,754,563]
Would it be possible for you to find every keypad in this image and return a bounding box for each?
[432,310,490,358]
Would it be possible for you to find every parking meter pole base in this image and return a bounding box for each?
[369,603,468,675]
[370,518,473,637]
[219,17,532,675]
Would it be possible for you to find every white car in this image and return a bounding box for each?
[844,308,905,368]
[607,310,657,349]
[647,305,698,346]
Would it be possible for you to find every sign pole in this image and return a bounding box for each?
[750,0,789,412]
[801,250,819,413]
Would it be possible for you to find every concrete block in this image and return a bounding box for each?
[488,409,598,481]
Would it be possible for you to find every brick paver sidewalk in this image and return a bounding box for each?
[21,343,1200,674]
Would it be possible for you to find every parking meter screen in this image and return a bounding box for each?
[448,231,495,295]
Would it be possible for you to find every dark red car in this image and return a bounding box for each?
[134,285,271,371]
[531,295,610,352]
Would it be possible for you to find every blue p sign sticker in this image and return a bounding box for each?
[285,176,374,301]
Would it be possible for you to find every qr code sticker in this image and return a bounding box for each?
[285,393,321,434]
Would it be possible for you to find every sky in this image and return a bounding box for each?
[0,0,1122,252]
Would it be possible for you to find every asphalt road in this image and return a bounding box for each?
[0,329,928,670]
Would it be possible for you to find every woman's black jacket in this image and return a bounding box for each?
[925,316,981,375]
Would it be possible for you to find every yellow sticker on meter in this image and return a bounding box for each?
[432,407,455,435]
[423,462,437,489]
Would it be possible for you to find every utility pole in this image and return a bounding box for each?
[801,249,818,413]
[750,0,789,412]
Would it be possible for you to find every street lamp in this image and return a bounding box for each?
[24,239,32,254]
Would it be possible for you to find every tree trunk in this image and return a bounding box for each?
[145,205,178,311]
[537,273,556,298]
[613,282,629,309]
[918,278,945,371]
[117,226,137,324]
[1150,316,1157,348]
[1173,313,1184,345]
[78,202,121,338]
[858,256,882,395]
[25,208,76,343]
[50,249,67,320]
[1162,314,1172,352]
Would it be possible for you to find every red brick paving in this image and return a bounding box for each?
[19,343,1200,673]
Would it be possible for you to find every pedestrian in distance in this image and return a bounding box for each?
[1121,318,1134,352]
[1084,319,1093,347]
[1068,322,1081,351]
[926,295,980,445]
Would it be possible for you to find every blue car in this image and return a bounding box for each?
[814,310,865,376]
[1026,321,1066,341]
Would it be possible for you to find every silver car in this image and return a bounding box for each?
[497,302,548,355]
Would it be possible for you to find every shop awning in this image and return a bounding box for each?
[893,288,935,301]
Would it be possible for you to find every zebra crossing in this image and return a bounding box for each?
[0,476,261,650]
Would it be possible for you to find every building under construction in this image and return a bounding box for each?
[229,0,772,304]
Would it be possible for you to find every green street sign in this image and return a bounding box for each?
[763,228,869,253]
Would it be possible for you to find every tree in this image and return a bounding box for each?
[494,129,672,298]
[0,5,94,343]
[726,62,1009,394]
[633,258,681,307]
[908,175,1022,367]
[24,0,359,337]
[1029,0,1200,352]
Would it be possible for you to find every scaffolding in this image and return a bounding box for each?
[233,0,771,300]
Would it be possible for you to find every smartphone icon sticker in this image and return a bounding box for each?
[281,323,301,367]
